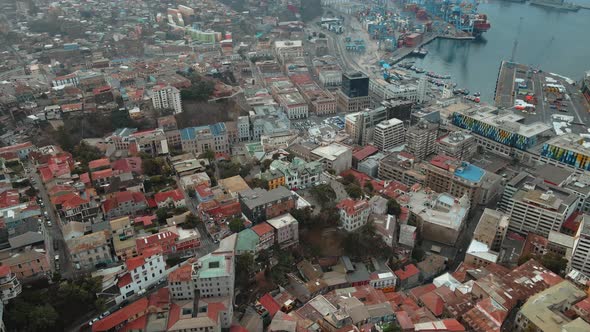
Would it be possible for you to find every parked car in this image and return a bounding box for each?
[88,318,99,326]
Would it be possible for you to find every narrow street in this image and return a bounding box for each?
[26,164,73,279]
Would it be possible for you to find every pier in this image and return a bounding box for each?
[389,33,475,64]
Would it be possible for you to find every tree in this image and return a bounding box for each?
[249,178,269,190]
[310,184,337,208]
[341,173,356,185]
[235,253,255,289]
[54,126,74,152]
[156,207,170,223]
[187,188,196,198]
[345,184,363,199]
[540,253,568,275]
[364,181,374,193]
[387,199,402,217]
[229,218,245,233]
[412,247,426,262]
[25,187,38,197]
[199,150,215,161]
[183,213,200,229]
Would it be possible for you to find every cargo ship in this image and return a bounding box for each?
[472,14,491,36]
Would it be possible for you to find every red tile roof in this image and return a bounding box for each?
[92,297,149,332]
[80,172,91,184]
[89,158,110,170]
[154,189,184,204]
[117,272,132,288]
[230,325,250,332]
[111,157,142,174]
[0,265,11,277]
[206,302,226,321]
[103,191,146,213]
[575,297,590,312]
[409,284,437,301]
[395,264,419,280]
[91,168,113,180]
[119,315,146,332]
[353,145,378,161]
[337,198,370,216]
[125,246,163,271]
[251,222,274,237]
[0,190,20,208]
[429,154,458,171]
[395,311,414,330]
[167,263,193,283]
[259,293,281,317]
[133,215,156,227]
[420,291,444,317]
[166,303,181,330]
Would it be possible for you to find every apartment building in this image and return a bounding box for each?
[310,143,353,174]
[337,198,371,232]
[109,216,137,261]
[499,172,579,237]
[168,263,194,301]
[374,118,405,151]
[66,230,113,269]
[0,248,50,280]
[378,152,425,186]
[274,40,304,63]
[405,120,438,161]
[266,213,299,248]
[239,187,296,223]
[0,265,21,302]
[192,252,235,299]
[180,123,230,155]
[434,131,477,161]
[269,157,323,190]
[117,247,166,301]
[571,216,590,277]
[424,155,503,206]
[151,84,182,114]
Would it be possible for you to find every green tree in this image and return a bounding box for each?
[25,187,38,197]
[199,149,215,161]
[229,218,245,233]
[310,184,337,208]
[156,207,170,223]
[345,184,363,199]
[187,188,196,198]
[387,199,402,217]
[364,181,374,193]
[261,159,273,172]
[412,247,426,262]
[235,253,255,289]
[249,177,269,190]
[540,253,568,275]
[341,173,356,185]
[183,213,200,229]
[54,126,74,152]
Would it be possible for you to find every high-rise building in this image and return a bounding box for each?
[341,71,369,98]
[417,76,429,103]
[152,84,182,114]
[405,120,438,161]
[435,130,477,160]
[345,101,412,146]
[374,118,405,151]
[571,216,590,276]
[499,172,580,237]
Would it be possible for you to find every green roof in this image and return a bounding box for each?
[196,254,229,279]
[236,228,259,253]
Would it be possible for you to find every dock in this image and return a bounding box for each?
[389,34,475,64]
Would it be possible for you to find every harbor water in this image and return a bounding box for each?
[406,0,590,103]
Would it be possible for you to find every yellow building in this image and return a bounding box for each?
[262,170,286,189]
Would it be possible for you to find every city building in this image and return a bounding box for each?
[345,101,413,146]
[168,263,194,301]
[192,251,235,299]
[251,222,275,251]
[135,230,179,255]
[66,230,113,269]
[0,248,50,280]
[0,265,21,303]
[274,40,304,63]
[571,216,590,277]
[369,78,419,104]
[157,115,182,149]
[151,84,182,114]
[154,188,186,209]
[266,213,299,248]
[405,120,438,161]
[540,133,590,171]
[424,155,503,206]
[102,191,148,219]
[180,123,230,155]
[310,143,352,174]
[451,105,551,152]
[110,216,137,261]
[499,172,579,237]
[378,152,425,186]
[117,247,166,302]
[404,188,470,245]
[239,187,297,223]
[269,157,323,190]
[473,209,509,252]
[336,70,371,112]
[106,128,169,157]
[514,281,590,331]
[337,198,371,232]
[434,131,477,160]
[373,118,405,151]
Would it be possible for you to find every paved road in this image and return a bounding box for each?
[26,163,73,279]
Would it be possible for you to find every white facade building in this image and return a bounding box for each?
[571,216,590,277]
[337,198,371,232]
[266,213,299,248]
[117,247,166,301]
[152,85,183,114]
[374,118,405,151]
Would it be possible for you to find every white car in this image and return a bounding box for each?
[46,221,52,227]
[88,318,99,326]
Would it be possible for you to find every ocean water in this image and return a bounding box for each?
[406,0,590,103]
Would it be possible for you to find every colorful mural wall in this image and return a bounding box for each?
[451,113,536,150]
[540,143,590,171]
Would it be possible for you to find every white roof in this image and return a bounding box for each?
[466,239,498,263]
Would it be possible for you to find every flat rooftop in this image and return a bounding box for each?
[407,191,468,230]
[454,163,485,183]
[454,106,551,138]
